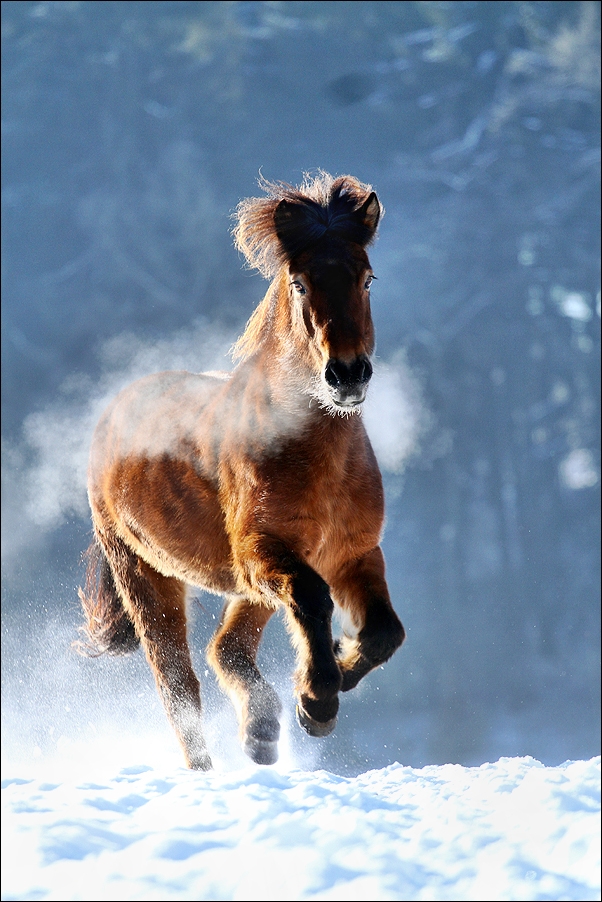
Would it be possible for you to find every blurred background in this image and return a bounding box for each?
[1,1,600,775]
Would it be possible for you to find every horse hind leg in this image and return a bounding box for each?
[206,597,282,765]
[90,529,211,770]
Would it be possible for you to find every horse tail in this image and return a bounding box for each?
[76,536,140,656]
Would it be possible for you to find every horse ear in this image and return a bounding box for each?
[273,199,309,258]
[358,192,381,236]
[274,198,302,231]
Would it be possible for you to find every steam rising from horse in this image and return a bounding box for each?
[78,173,405,769]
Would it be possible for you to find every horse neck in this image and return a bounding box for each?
[233,272,364,442]
[236,345,364,457]
[234,272,307,393]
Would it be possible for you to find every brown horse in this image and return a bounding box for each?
[78,172,405,769]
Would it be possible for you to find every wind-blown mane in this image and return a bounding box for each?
[232,172,382,278]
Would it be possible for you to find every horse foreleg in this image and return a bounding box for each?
[206,597,282,765]
[232,535,343,739]
[331,547,405,692]
[106,543,212,770]
[283,564,343,738]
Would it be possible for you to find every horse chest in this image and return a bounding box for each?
[251,451,380,569]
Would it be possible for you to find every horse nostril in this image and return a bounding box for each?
[348,356,373,385]
[351,357,372,382]
[324,360,345,388]
[325,357,373,389]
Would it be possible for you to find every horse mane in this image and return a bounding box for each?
[231,171,382,361]
[231,279,279,362]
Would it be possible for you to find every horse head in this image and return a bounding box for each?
[233,173,382,414]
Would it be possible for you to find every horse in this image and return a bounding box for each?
[78,172,405,770]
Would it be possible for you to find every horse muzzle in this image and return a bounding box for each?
[323,355,373,408]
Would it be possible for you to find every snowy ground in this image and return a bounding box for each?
[2,749,599,902]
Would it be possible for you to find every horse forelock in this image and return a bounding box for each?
[232,172,380,277]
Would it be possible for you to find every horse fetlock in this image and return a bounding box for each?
[339,661,370,692]
[172,706,211,771]
[295,660,342,701]
[243,710,281,763]
[245,683,282,737]
[239,680,282,764]
[333,636,369,691]
[335,617,404,690]
[246,711,281,742]
[359,613,405,666]
[295,661,341,734]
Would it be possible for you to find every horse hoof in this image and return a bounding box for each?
[296,704,337,738]
[243,736,279,766]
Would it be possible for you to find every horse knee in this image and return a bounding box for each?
[361,605,405,665]
[207,627,257,687]
[290,567,333,622]
[206,641,240,700]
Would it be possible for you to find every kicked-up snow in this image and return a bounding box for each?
[1,754,599,902]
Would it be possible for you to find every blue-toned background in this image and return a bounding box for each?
[2,1,600,773]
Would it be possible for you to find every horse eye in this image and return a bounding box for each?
[291,281,306,295]
[364,275,376,290]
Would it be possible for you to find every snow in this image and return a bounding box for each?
[2,750,599,902]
